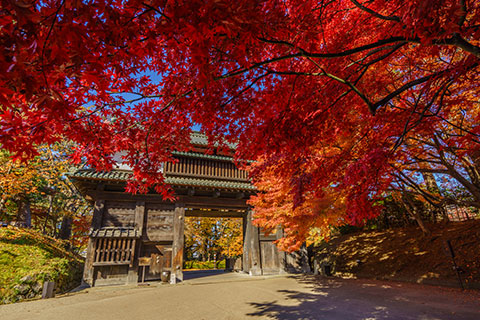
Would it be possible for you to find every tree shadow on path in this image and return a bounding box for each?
[247,275,480,320]
[183,269,227,281]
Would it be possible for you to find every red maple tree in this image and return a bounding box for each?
[1,0,479,247]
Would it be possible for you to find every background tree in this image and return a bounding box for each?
[0,150,40,227]
[0,143,90,248]
[185,217,216,262]
[184,217,242,266]
[216,219,243,259]
[249,157,348,251]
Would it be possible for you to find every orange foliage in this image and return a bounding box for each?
[249,159,347,252]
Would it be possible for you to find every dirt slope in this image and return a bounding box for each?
[315,220,480,289]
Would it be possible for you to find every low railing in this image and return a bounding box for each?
[92,238,136,266]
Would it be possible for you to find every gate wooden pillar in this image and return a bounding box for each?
[82,200,104,286]
[276,226,287,274]
[242,213,249,273]
[126,201,145,284]
[242,209,262,275]
[172,204,185,282]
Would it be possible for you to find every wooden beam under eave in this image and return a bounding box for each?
[85,191,250,209]
[185,209,246,218]
[177,195,249,209]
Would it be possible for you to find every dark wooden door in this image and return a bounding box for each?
[260,240,281,274]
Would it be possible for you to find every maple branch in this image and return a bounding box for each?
[69,94,165,122]
[314,67,373,110]
[112,90,192,136]
[219,72,271,109]
[256,38,458,115]
[359,43,406,69]
[258,36,407,59]
[262,67,374,110]
[446,34,480,59]
[222,37,476,115]
[458,0,467,27]
[141,2,171,21]
[393,79,452,150]
[350,0,400,22]
[261,32,480,62]
[370,68,457,114]
[399,90,480,141]
[124,7,154,26]
[431,134,480,201]
[216,53,302,80]
[347,43,405,69]
[466,24,480,31]
[434,114,480,140]
[409,168,450,174]
[403,157,443,166]
[311,89,353,122]
[390,168,441,206]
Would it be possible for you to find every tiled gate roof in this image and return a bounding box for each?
[68,169,255,191]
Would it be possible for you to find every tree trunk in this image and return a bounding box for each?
[422,172,441,194]
[421,171,448,222]
[59,215,73,240]
[52,216,59,238]
[15,200,32,228]
[467,152,480,186]
[43,194,53,235]
[403,196,429,234]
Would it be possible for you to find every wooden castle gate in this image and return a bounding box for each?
[70,133,308,286]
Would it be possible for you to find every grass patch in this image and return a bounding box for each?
[0,227,84,304]
[184,259,226,270]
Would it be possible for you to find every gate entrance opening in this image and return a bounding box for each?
[183,216,243,273]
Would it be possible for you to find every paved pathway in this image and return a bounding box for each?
[1,272,479,319]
